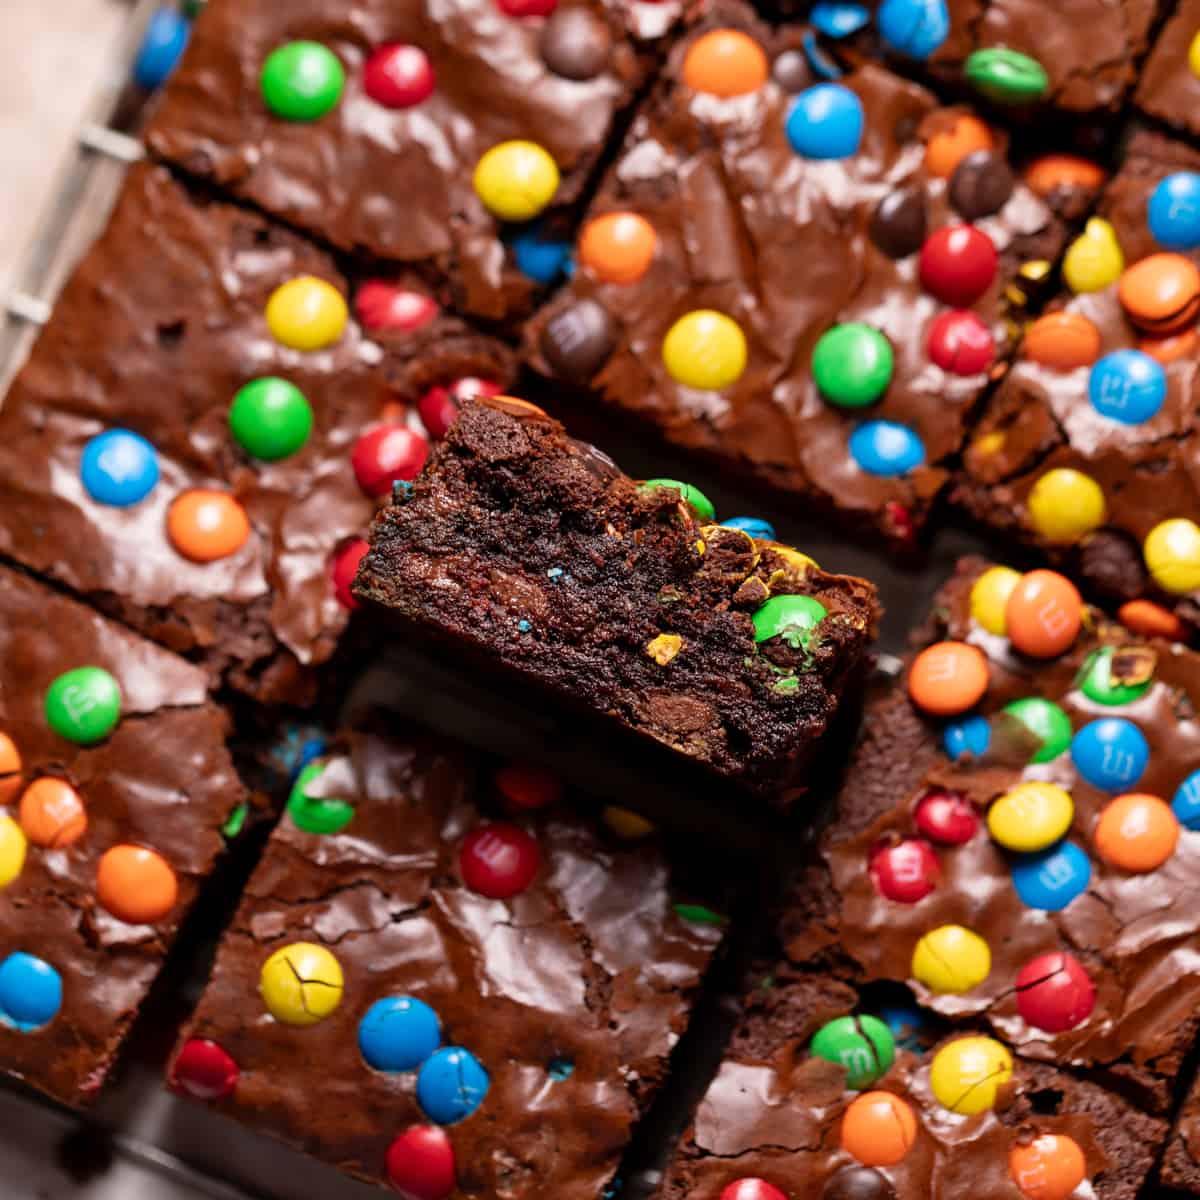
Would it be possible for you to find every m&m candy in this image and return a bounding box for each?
[810,1014,895,1089]
[417,1047,490,1124]
[929,1036,1012,1114]
[359,997,442,1072]
[1062,218,1123,294]
[840,1091,917,1166]
[261,42,345,121]
[918,225,997,307]
[1009,1133,1087,1200]
[96,845,178,924]
[662,310,748,390]
[602,805,656,839]
[331,538,369,610]
[682,29,768,97]
[1077,645,1151,706]
[722,516,776,541]
[167,490,251,563]
[473,141,560,222]
[964,47,1048,104]
[497,0,557,14]
[363,43,436,109]
[229,378,313,461]
[752,595,828,648]
[1094,793,1179,872]
[786,84,864,159]
[45,666,121,745]
[288,763,355,835]
[810,4,870,37]
[1144,518,1200,594]
[1002,698,1072,764]
[848,420,924,477]
[1024,154,1106,200]
[80,429,159,507]
[1119,599,1188,640]
[578,212,656,284]
[1118,253,1200,335]
[265,276,348,351]
[1005,570,1081,659]
[19,778,87,848]
[354,281,439,333]
[1010,841,1091,912]
[0,818,26,889]
[949,150,1014,221]
[352,426,430,498]
[133,6,190,90]
[1014,951,1095,1033]
[914,789,978,845]
[1027,468,1106,544]
[641,478,716,521]
[170,1038,240,1101]
[385,1126,457,1200]
[494,764,562,811]
[1070,717,1148,792]
[907,641,988,716]
[1021,311,1101,370]
[539,7,612,81]
[812,323,894,407]
[911,925,990,994]
[1088,350,1166,424]
[510,224,572,284]
[923,113,992,179]
[870,187,926,258]
[260,942,344,1025]
[0,953,62,1031]
[988,782,1073,853]
[822,1166,895,1200]
[418,376,501,440]
[459,824,540,898]
[876,0,949,59]
[870,838,939,903]
[926,310,994,375]
[1172,769,1200,830]
[942,714,991,761]
[719,1181,787,1200]
[1148,172,1200,251]
[0,734,21,807]
[969,566,1020,636]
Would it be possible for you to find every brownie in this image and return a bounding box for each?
[1137,0,1200,136]
[167,724,725,1198]
[1164,1073,1200,1193]
[353,394,879,807]
[145,0,670,323]
[0,162,514,702]
[525,1,1091,546]
[0,565,245,1107]
[657,970,1165,1200]
[954,131,1200,634]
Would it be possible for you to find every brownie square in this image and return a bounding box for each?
[1164,1072,1200,1193]
[954,131,1200,635]
[145,0,670,322]
[525,1,1088,546]
[0,565,245,1107]
[353,394,880,807]
[167,724,724,1198]
[1137,0,1200,136]
[0,162,514,703]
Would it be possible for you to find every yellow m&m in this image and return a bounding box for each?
[0,816,27,889]
[662,310,747,390]
[1062,218,1123,294]
[266,276,348,351]
[602,806,656,839]
[1190,30,1200,79]
[1027,468,1106,544]
[988,782,1074,853]
[970,565,1021,635]
[473,140,560,222]
[930,1036,1013,1115]
[912,925,990,994]
[1144,518,1200,594]
[260,942,344,1026]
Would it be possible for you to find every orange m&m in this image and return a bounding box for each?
[1118,253,1200,335]
[907,641,989,716]
[1023,154,1106,200]
[1022,311,1100,370]
[167,490,251,562]
[19,778,87,848]
[1005,570,1081,658]
[1094,794,1179,872]
[682,29,768,97]
[1118,599,1188,641]
[0,733,21,806]
[1139,327,1198,365]
[924,113,992,179]
[579,212,657,285]
[841,1091,918,1166]
[1009,1133,1088,1200]
[96,845,179,924]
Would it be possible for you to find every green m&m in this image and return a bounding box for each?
[1078,646,1152,706]
[964,48,1049,104]
[640,478,715,521]
[1002,697,1072,764]
[752,594,827,648]
[261,41,345,121]
[288,763,355,835]
[812,322,894,408]
[811,1015,895,1090]
[45,667,121,745]
[230,378,314,460]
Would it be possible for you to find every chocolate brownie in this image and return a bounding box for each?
[657,970,1166,1200]
[145,0,669,323]
[353,394,879,807]
[0,565,246,1107]
[1164,1072,1200,1193]
[1137,0,1200,136]
[167,724,725,1198]
[0,162,514,702]
[525,1,1094,546]
[954,131,1200,637]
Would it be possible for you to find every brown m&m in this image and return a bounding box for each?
[540,7,611,81]
[949,150,1014,220]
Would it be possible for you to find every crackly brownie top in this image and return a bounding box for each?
[957,131,1200,631]
[169,728,722,1199]
[1137,0,1200,136]
[146,0,664,321]
[526,0,1094,544]
[0,566,243,1107]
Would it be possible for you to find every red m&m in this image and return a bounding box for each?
[419,377,501,440]
[459,824,540,898]
[494,765,562,810]
[352,426,430,497]
[869,838,939,902]
[497,0,557,13]
[720,1182,787,1200]
[1015,951,1095,1032]
[919,225,998,307]
[385,1125,456,1200]
[332,538,369,610]
[364,44,436,109]
[927,310,995,375]
[170,1038,240,1101]
[355,281,439,333]
[914,789,979,845]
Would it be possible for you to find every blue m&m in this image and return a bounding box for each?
[80,429,159,507]
[1071,718,1149,792]
[786,85,864,159]
[721,516,777,540]
[1010,841,1091,911]
[1148,173,1200,251]
[810,3,870,37]
[876,0,950,59]
[359,996,441,1072]
[510,225,573,285]
[1088,350,1166,424]
[1173,769,1200,830]
[0,953,62,1031]
[133,7,191,90]
[942,714,990,761]
[417,1047,490,1125]
[849,420,924,477]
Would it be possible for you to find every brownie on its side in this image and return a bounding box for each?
[0,162,514,703]
[954,132,1200,636]
[145,0,670,323]
[1164,1073,1200,1193]
[1137,0,1200,136]
[353,395,879,808]
[168,725,725,1198]
[0,566,245,1107]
